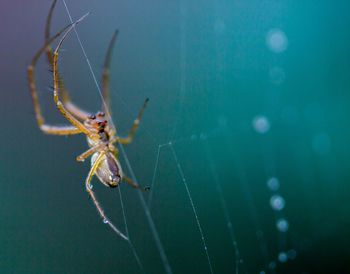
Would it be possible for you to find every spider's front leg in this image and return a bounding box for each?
[44,0,92,121]
[27,23,82,136]
[52,22,91,136]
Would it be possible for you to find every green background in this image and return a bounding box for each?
[1,0,350,273]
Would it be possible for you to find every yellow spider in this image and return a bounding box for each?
[27,0,149,234]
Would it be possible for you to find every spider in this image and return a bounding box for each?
[27,0,149,235]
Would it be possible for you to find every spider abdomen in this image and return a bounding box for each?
[91,152,123,188]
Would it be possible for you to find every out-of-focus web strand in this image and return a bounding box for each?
[203,139,243,274]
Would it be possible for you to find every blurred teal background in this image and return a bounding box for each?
[1,0,350,273]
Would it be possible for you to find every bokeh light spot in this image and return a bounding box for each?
[270,195,285,211]
[276,218,289,232]
[267,177,280,191]
[266,28,288,53]
[278,252,288,263]
[253,115,270,134]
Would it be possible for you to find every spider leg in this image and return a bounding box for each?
[123,175,150,191]
[85,151,128,240]
[113,98,149,144]
[101,30,118,114]
[44,0,57,68]
[44,0,92,121]
[27,22,82,135]
[76,144,105,162]
[52,20,91,136]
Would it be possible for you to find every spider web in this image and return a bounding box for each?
[55,1,298,273]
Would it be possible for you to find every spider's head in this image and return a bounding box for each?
[86,111,108,133]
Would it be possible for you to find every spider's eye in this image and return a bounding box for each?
[97,111,105,117]
[89,114,96,120]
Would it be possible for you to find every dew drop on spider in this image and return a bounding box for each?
[103,218,109,224]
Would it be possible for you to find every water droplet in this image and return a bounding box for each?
[276,218,289,232]
[270,195,285,211]
[278,252,288,263]
[267,177,280,191]
[266,28,288,53]
[88,183,93,190]
[103,218,109,224]
[253,115,270,134]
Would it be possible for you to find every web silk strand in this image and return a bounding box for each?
[169,143,214,274]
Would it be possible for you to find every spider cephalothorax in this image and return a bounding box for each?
[85,112,111,141]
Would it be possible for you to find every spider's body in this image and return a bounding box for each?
[85,112,123,188]
[27,0,148,234]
